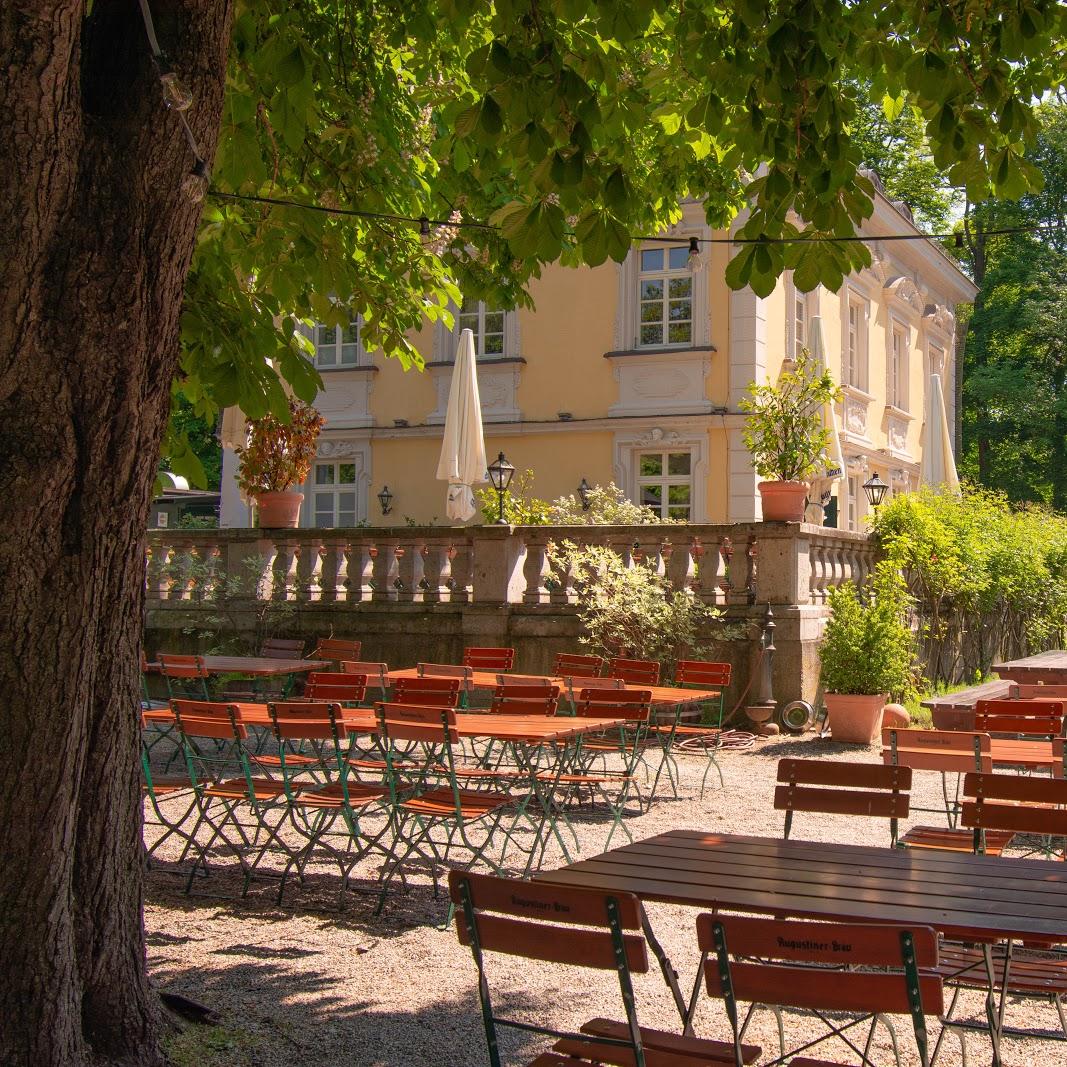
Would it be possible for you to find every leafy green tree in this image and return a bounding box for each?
[3,3,1066,1064]
[159,393,221,490]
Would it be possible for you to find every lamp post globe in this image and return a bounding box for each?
[486,451,515,525]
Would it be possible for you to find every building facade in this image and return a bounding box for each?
[220,187,976,531]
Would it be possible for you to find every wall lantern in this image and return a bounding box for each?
[486,452,515,525]
[577,478,592,511]
[377,485,394,515]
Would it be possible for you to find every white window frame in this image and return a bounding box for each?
[311,316,362,369]
[846,473,866,532]
[309,460,362,527]
[844,291,870,391]
[785,272,818,360]
[889,321,910,411]
[636,449,694,520]
[455,298,508,360]
[636,243,695,349]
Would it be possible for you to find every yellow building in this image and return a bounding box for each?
[220,180,976,530]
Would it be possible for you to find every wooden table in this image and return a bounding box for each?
[993,650,1067,684]
[540,830,1067,1062]
[147,655,328,676]
[922,679,1014,723]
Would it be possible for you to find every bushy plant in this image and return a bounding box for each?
[235,398,324,495]
[740,351,841,481]
[548,482,672,525]
[475,469,552,524]
[548,541,735,677]
[819,562,918,701]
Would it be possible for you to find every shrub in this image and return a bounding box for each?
[548,482,670,525]
[819,563,919,701]
[548,541,735,677]
[235,398,324,495]
[740,351,841,481]
[475,469,552,524]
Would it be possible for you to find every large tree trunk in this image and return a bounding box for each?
[0,3,230,1064]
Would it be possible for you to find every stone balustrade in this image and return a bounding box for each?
[145,522,876,609]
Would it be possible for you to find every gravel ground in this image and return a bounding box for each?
[145,733,1059,1066]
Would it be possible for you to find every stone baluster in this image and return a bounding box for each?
[396,539,425,603]
[549,540,575,605]
[522,532,553,605]
[194,541,223,602]
[809,543,827,603]
[743,537,758,605]
[692,535,719,605]
[449,540,473,603]
[271,538,300,601]
[718,536,734,605]
[371,536,401,602]
[348,539,374,602]
[291,537,314,603]
[670,537,698,594]
[318,538,344,603]
[419,539,449,603]
[169,539,196,601]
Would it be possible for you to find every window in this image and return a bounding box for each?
[929,343,945,376]
[846,474,863,532]
[845,296,869,390]
[311,462,359,527]
[313,319,360,368]
[792,288,808,359]
[637,451,692,519]
[457,297,506,358]
[890,324,909,410]
[638,246,693,347]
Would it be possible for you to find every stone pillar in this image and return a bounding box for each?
[470,526,527,605]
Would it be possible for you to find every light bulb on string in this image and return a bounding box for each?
[182,158,210,203]
[159,70,193,111]
[686,235,705,273]
[419,215,431,239]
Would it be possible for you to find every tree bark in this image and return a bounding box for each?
[0,3,231,1064]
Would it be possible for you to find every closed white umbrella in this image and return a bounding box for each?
[219,406,247,450]
[436,328,487,522]
[922,372,961,492]
[804,315,846,524]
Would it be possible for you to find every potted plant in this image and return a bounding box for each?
[236,399,325,528]
[740,351,840,521]
[819,563,918,743]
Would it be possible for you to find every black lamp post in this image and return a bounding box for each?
[862,472,888,519]
[377,485,393,515]
[577,478,592,511]
[486,451,515,525]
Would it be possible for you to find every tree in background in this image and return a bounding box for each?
[959,101,1067,505]
[3,2,1065,1064]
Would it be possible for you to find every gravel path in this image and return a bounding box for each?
[145,734,1058,1066]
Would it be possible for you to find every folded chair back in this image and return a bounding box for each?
[609,657,661,686]
[775,758,911,845]
[341,660,390,695]
[974,698,1063,738]
[495,673,553,687]
[963,772,1067,839]
[576,687,652,722]
[376,701,459,744]
[882,728,994,773]
[311,637,362,666]
[674,660,731,688]
[490,685,560,716]
[170,699,245,740]
[392,676,461,707]
[698,914,943,1066]
[304,672,367,704]
[417,662,473,682]
[463,646,515,672]
[553,652,604,678]
[450,871,662,1067]
[158,653,209,679]
[267,701,343,742]
[260,637,305,660]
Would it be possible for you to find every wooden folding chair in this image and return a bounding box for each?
[417,663,474,706]
[260,637,305,659]
[311,637,362,668]
[609,656,661,686]
[392,675,462,707]
[495,672,554,687]
[463,646,515,672]
[882,728,1017,855]
[158,653,211,701]
[490,684,560,716]
[552,652,604,678]
[674,659,731,727]
[775,758,911,847]
[303,671,368,706]
[374,704,526,911]
[340,659,390,701]
[696,913,948,1067]
[451,870,757,1067]
[974,698,1065,776]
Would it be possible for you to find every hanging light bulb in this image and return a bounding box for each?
[181,158,210,203]
[419,215,431,238]
[954,231,964,249]
[159,70,193,111]
[687,235,704,273]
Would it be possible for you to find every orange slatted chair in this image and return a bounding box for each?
[451,870,758,1067]
[392,675,462,708]
[775,758,911,847]
[260,637,305,659]
[698,913,947,1067]
[489,684,560,716]
[311,637,362,668]
[340,660,390,700]
[552,652,604,678]
[463,646,515,672]
[608,656,661,686]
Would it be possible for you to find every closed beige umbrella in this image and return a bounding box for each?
[804,315,846,524]
[219,406,247,450]
[921,372,960,491]
[436,328,487,522]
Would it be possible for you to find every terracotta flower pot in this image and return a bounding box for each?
[255,491,303,528]
[758,480,808,522]
[824,692,888,744]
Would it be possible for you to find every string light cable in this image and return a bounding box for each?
[206,189,1051,248]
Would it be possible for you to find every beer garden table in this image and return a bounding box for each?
[539,830,1067,1065]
